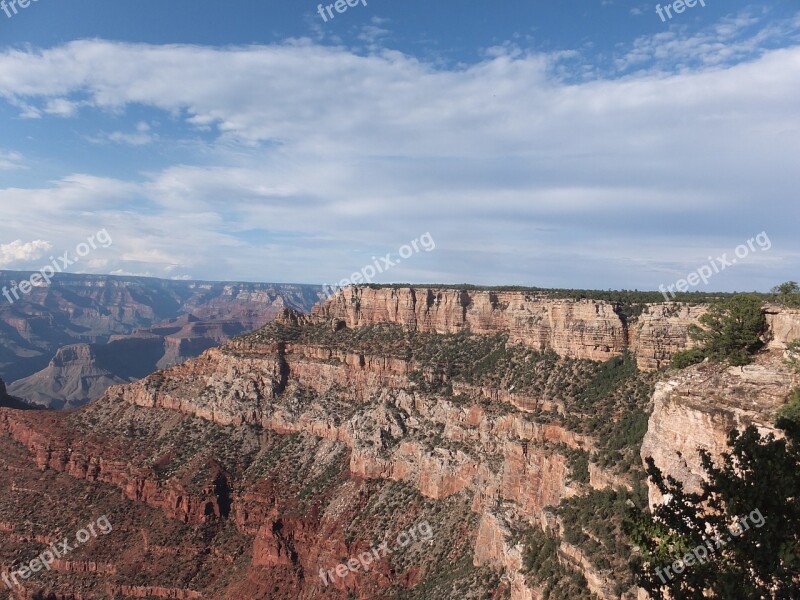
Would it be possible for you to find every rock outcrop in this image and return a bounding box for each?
[641,353,799,505]
[314,288,629,362]
[765,305,800,349]
[630,303,707,371]
[311,287,793,371]
[1,286,797,599]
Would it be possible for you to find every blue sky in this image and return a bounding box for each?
[0,0,799,291]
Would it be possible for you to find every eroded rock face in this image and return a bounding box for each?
[473,511,532,600]
[311,288,744,372]
[641,354,799,505]
[108,344,587,517]
[765,305,800,349]
[631,304,708,371]
[0,317,597,597]
[313,288,630,362]
[313,287,800,374]
[0,410,229,525]
[2,291,797,599]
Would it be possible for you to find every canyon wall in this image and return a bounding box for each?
[2,288,798,599]
[641,353,799,505]
[313,287,711,370]
[640,305,800,505]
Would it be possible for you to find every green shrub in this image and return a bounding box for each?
[688,294,767,366]
[771,281,800,307]
[671,348,706,369]
[785,339,800,373]
[776,388,800,436]
[567,449,590,484]
[630,426,800,598]
[521,527,596,600]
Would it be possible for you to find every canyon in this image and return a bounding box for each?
[0,272,323,407]
[0,286,797,599]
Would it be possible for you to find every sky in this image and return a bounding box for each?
[0,0,798,291]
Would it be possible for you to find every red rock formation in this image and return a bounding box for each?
[641,353,799,505]
[0,410,227,525]
[313,288,630,362]
[2,290,797,600]
[312,287,800,370]
[103,585,202,599]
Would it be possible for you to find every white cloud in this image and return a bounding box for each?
[89,122,158,146]
[0,12,798,290]
[0,240,52,266]
[43,97,80,117]
[0,150,25,170]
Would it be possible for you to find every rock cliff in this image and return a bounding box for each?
[641,352,799,505]
[0,287,797,599]
[311,287,709,370]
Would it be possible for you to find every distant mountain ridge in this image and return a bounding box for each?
[0,272,323,407]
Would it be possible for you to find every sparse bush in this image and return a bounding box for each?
[521,527,596,600]
[771,281,800,307]
[785,339,800,373]
[567,449,590,484]
[687,294,767,366]
[671,347,706,369]
[776,387,800,436]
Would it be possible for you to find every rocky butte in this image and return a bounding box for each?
[0,285,797,599]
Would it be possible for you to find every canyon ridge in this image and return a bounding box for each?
[0,285,797,599]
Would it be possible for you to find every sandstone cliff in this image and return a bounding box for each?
[641,351,799,505]
[0,287,797,599]
[312,287,712,370]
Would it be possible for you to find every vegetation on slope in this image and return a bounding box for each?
[672,294,768,368]
[246,321,656,478]
[629,425,800,599]
[557,486,650,595]
[240,297,798,597]
[521,526,598,600]
[771,281,800,307]
[778,339,800,437]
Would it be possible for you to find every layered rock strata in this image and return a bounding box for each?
[641,353,799,505]
[1,288,798,599]
[312,287,797,370]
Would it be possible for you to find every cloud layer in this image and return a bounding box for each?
[0,240,52,267]
[0,15,798,290]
